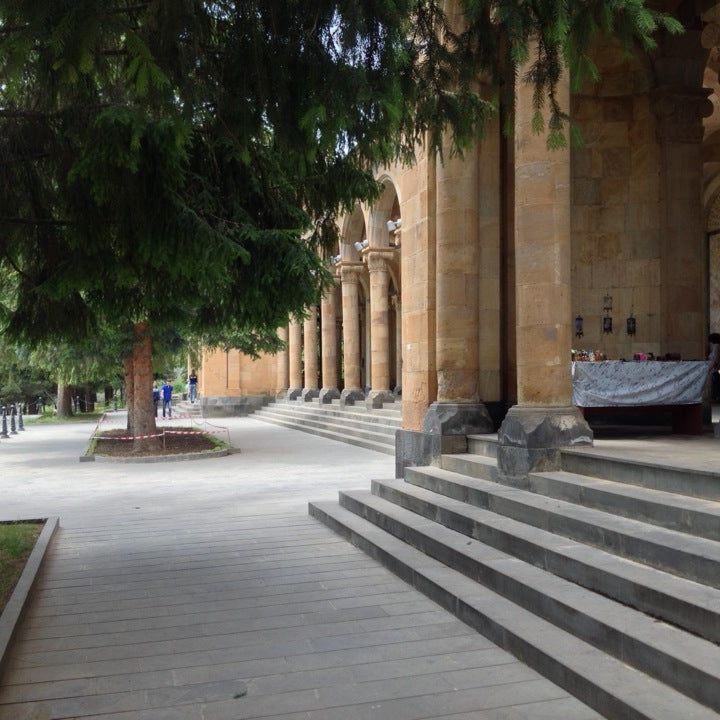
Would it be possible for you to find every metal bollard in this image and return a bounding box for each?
[0,408,8,439]
[18,403,25,431]
[10,405,17,434]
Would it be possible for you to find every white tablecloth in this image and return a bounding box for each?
[571,361,710,407]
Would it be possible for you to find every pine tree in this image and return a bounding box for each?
[0,0,679,448]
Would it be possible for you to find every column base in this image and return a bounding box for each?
[393,385,402,398]
[286,388,302,401]
[340,388,365,407]
[422,402,494,437]
[497,405,593,478]
[301,388,320,402]
[395,429,441,479]
[366,390,395,410]
[276,389,288,400]
[319,387,340,404]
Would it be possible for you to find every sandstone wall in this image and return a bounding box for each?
[571,52,664,359]
[200,348,277,398]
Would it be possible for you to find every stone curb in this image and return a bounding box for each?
[80,447,236,464]
[0,517,59,679]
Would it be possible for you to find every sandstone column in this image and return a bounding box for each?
[275,325,289,397]
[319,284,340,403]
[340,263,365,406]
[301,305,320,401]
[422,138,492,440]
[366,250,396,408]
[496,56,592,477]
[392,295,402,395]
[287,319,303,400]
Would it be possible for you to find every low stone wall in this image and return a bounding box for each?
[200,395,272,417]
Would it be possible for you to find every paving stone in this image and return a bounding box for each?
[0,418,591,720]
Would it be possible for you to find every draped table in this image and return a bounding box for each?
[571,360,711,434]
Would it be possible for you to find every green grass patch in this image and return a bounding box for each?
[26,411,105,425]
[0,523,41,612]
[208,434,230,450]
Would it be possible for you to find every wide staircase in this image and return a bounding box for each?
[310,434,720,720]
[174,399,202,419]
[253,397,400,455]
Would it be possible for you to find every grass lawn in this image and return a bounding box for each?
[0,523,41,613]
[25,412,106,425]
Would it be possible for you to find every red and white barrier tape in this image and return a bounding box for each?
[93,429,204,441]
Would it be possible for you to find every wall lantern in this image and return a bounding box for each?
[575,315,584,338]
[603,294,613,313]
[626,312,636,336]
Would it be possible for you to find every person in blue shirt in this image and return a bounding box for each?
[161,380,173,418]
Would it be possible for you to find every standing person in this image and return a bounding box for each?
[161,379,173,418]
[152,381,160,417]
[189,370,198,403]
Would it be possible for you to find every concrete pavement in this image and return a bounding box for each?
[0,417,599,719]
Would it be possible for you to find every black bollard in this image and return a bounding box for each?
[0,408,8,439]
[10,405,17,434]
[18,403,25,431]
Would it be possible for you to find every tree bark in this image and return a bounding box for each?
[130,322,160,453]
[123,354,134,433]
[57,383,73,417]
[85,387,95,413]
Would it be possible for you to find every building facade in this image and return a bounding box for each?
[202,8,720,474]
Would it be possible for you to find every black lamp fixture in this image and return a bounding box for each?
[575,315,584,338]
[602,293,613,334]
[626,310,636,336]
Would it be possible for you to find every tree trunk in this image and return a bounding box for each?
[85,387,95,413]
[57,383,73,417]
[123,354,134,433]
[130,322,160,453]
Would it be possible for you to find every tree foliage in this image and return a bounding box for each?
[0,0,679,350]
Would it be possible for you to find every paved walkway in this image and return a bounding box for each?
[0,417,599,719]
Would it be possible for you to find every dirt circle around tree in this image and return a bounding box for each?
[93,428,224,459]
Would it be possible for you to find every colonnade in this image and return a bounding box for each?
[274,249,400,409]
[271,34,712,479]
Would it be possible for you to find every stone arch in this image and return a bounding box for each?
[340,205,367,261]
[369,175,402,248]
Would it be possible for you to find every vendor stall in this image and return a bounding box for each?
[571,361,710,434]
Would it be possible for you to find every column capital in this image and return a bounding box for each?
[651,85,713,143]
[365,248,396,274]
[339,261,365,284]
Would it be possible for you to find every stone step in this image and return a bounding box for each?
[560,447,720,502]
[285,396,402,414]
[264,403,400,432]
[403,464,720,589]
[441,454,720,542]
[255,407,395,443]
[369,474,720,642]
[272,400,402,425]
[467,434,720,502]
[253,413,394,455]
[467,434,499,458]
[309,500,717,720]
[343,484,720,713]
